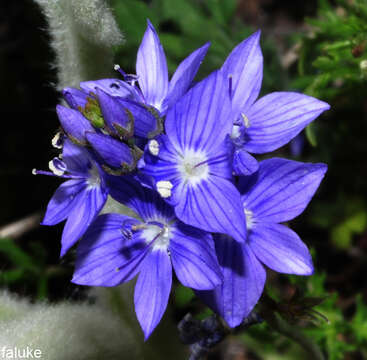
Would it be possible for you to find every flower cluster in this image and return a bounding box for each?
[36,20,329,339]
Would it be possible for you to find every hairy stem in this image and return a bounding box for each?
[33,0,124,89]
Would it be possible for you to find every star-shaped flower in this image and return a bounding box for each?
[139,70,247,243]
[198,158,327,327]
[221,31,330,175]
[72,176,222,339]
[37,138,108,256]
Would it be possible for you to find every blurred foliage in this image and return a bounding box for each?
[242,272,367,360]
[0,238,66,300]
[293,0,367,101]
[292,0,367,260]
[291,0,367,148]
[110,0,285,93]
[174,265,367,359]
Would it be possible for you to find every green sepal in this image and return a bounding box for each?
[113,108,135,140]
[145,105,164,139]
[80,97,105,128]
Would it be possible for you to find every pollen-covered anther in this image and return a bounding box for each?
[87,164,101,188]
[49,160,65,176]
[148,139,159,156]
[51,132,63,149]
[231,125,241,140]
[156,180,173,198]
[241,113,250,128]
[131,224,147,231]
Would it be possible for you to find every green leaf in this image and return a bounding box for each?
[0,239,39,273]
[205,0,237,25]
[331,211,367,249]
[0,268,25,283]
[112,0,156,44]
[174,285,194,308]
[305,123,318,147]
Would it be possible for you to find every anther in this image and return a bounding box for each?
[156,181,173,198]
[241,113,250,128]
[148,139,159,156]
[51,132,63,149]
[48,160,65,176]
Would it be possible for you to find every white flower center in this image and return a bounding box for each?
[231,125,241,140]
[244,208,254,230]
[87,164,101,188]
[177,149,209,186]
[231,113,250,140]
[141,223,171,251]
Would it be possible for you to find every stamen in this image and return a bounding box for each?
[51,132,63,149]
[87,164,101,188]
[148,139,159,156]
[231,125,241,140]
[131,224,147,231]
[31,169,80,179]
[244,208,254,230]
[193,160,208,169]
[147,221,164,229]
[48,158,67,176]
[114,64,126,77]
[241,113,250,128]
[156,181,173,198]
[114,63,139,84]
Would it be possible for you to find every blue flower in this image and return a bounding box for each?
[67,20,210,139]
[197,158,327,327]
[38,138,109,256]
[72,176,222,339]
[139,70,247,243]
[134,20,210,115]
[221,31,330,175]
